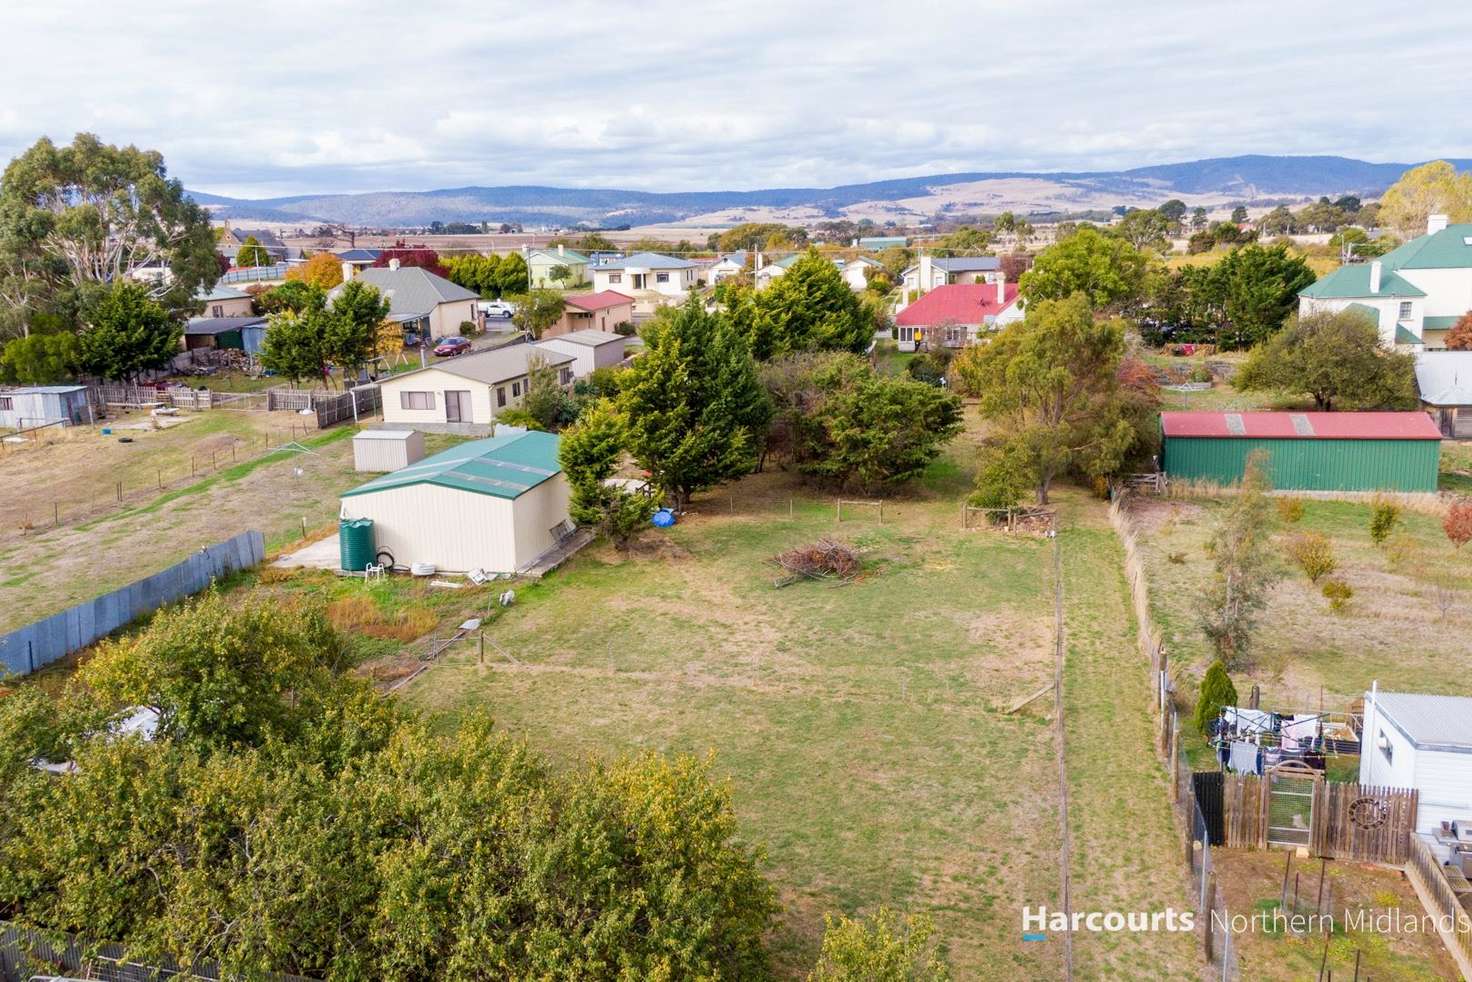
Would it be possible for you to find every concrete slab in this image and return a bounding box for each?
[274,533,341,570]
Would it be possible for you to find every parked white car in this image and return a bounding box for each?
[479,300,517,319]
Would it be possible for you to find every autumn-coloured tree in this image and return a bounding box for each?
[286,252,345,290]
[1444,498,1472,550]
[1445,311,1472,350]
[371,245,447,278]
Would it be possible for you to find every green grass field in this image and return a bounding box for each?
[399,449,1197,977]
[1128,495,1472,714]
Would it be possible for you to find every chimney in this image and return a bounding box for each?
[557,243,565,256]
[341,261,355,282]
[754,251,764,272]
[1428,214,1450,235]
[389,258,401,271]
[1369,260,1382,294]
[996,277,1005,304]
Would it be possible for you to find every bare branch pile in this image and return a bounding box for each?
[769,538,862,588]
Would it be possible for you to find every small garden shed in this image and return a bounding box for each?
[352,429,425,472]
[1159,411,1442,492]
[339,430,570,573]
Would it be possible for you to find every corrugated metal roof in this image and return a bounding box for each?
[593,252,697,270]
[1415,351,1472,405]
[1373,224,1472,271]
[1161,411,1443,440]
[386,343,573,386]
[185,316,267,335]
[540,330,625,347]
[347,267,480,319]
[895,283,1019,326]
[1299,265,1425,300]
[342,431,561,500]
[564,290,633,312]
[1373,692,1472,750]
[932,256,1001,272]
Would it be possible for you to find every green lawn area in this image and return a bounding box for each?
[398,446,1198,977]
[1127,494,1472,716]
[871,339,915,376]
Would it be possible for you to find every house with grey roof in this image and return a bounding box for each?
[377,341,574,428]
[220,227,301,265]
[196,283,254,318]
[1360,688,1472,845]
[591,252,698,306]
[339,261,483,339]
[1414,350,1472,437]
[902,254,1002,295]
[1300,214,1472,349]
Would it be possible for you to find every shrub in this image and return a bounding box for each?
[1189,364,1213,384]
[1369,498,1400,545]
[1322,578,1353,613]
[1283,532,1336,583]
[970,441,1033,514]
[1194,660,1238,734]
[808,907,950,981]
[1384,533,1423,574]
[1275,498,1304,523]
[1444,498,1472,550]
[613,320,636,337]
[1167,551,1186,564]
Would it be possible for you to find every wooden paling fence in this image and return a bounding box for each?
[1216,774,1418,863]
[1405,835,1472,974]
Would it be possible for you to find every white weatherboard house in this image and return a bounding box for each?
[535,330,629,377]
[591,252,698,308]
[340,431,571,573]
[1359,689,1472,842]
[1299,215,1472,350]
[378,344,574,427]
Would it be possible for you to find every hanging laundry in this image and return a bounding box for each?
[1229,740,1260,775]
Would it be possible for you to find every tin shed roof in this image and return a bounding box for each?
[1372,692,1472,751]
[1160,411,1442,441]
[342,431,561,500]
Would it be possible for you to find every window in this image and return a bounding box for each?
[560,368,573,385]
[898,326,916,343]
[1378,730,1393,765]
[1398,301,1413,319]
[655,272,670,283]
[399,391,435,411]
[511,381,521,397]
[497,386,507,408]
[608,273,622,284]
[0,396,11,411]
[211,304,223,317]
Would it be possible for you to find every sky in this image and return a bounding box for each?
[4,0,1472,199]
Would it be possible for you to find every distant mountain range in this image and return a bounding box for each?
[188,155,1472,229]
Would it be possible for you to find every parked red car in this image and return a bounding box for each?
[433,336,472,357]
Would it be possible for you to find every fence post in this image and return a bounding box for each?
[1204,872,1217,962]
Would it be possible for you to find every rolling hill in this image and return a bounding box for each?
[189,155,1472,228]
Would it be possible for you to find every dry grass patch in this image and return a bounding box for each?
[327,595,438,640]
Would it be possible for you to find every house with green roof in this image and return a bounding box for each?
[339,430,572,573]
[527,245,591,288]
[1299,214,1472,349]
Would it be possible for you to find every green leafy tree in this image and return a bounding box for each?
[511,287,566,339]
[932,225,991,256]
[954,293,1144,503]
[559,398,656,547]
[809,908,950,981]
[1190,207,1209,231]
[0,133,217,316]
[1019,226,1151,311]
[1369,498,1401,546]
[1235,308,1417,410]
[0,330,79,383]
[1200,452,1281,667]
[1193,660,1238,734]
[495,251,529,295]
[547,263,572,286]
[255,280,326,315]
[737,250,871,358]
[1158,198,1188,226]
[260,306,332,384]
[78,591,352,752]
[235,235,271,268]
[520,355,577,430]
[716,222,807,252]
[324,280,390,378]
[783,357,962,492]
[1212,243,1316,348]
[1115,209,1172,252]
[618,299,767,507]
[442,252,504,297]
[1230,206,1249,224]
[75,280,180,381]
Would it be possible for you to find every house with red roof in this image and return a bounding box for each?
[549,291,634,337]
[893,281,1021,351]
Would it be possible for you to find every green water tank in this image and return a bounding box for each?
[339,518,376,571]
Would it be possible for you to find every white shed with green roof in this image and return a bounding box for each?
[339,430,571,573]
